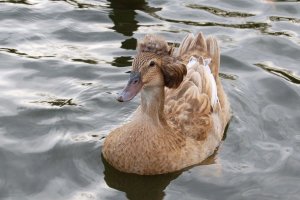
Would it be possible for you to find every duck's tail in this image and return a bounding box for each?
[175,32,220,80]
[206,36,220,80]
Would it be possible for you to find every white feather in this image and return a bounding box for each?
[187,56,219,108]
[202,58,218,108]
[187,56,197,68]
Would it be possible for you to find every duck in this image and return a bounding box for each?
[102,32,231,175]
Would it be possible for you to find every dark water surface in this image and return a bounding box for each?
[0,0,300,199]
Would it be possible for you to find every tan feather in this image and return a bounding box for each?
[102,32,231,175]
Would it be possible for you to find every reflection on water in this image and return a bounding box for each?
[255,63,300,84]
[269,15,300,23]
[108,0,142,37]
[102,148,220,200]
[0,0,31,5]
[72,58,98,64]
[186,4,255,18]
[108,0,161,67]
[31,98,77,107]
[0,47,54,59]
[50,0,107,9]
[103,155,181,200]
[150,12,293,37]
[107,0,142,67]
[103,151,219,200]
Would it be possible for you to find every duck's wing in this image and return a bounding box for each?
[165,33,221,141]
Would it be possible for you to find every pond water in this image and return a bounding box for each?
[0,0,300,199]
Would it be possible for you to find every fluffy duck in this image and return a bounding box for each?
[102,32,231,175]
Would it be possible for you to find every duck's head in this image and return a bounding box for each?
[117,35,187,102]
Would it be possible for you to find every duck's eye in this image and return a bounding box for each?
[149,61,156,67]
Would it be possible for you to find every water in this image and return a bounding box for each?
[0,0,300,199]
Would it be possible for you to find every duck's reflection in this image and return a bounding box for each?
[102,155,181,200]
[107,0,143,68]
[107,0,160,67]
[108,0,144,37]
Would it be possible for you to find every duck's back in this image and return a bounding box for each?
[165,33,231,141]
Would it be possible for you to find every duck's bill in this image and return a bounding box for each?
[117,72,142,102]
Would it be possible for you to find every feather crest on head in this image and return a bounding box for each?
[137,34,170,55]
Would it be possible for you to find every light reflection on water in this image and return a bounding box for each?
[0,0,300,200]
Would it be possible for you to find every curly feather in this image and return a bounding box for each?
[137,34,170,55]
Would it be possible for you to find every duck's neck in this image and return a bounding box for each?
[140,86,167,126]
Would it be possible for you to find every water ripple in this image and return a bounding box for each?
[0,47,111,65]
[72,58,98,64]
[50,0,108,9]
[219,72,238,80]
[31,98,77,107]
[270,16,300,23]
[0,47,54,59]
[255,62,300,84]
[149,12,292,37]
[0,0,32,5]
[186,4,255,18]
